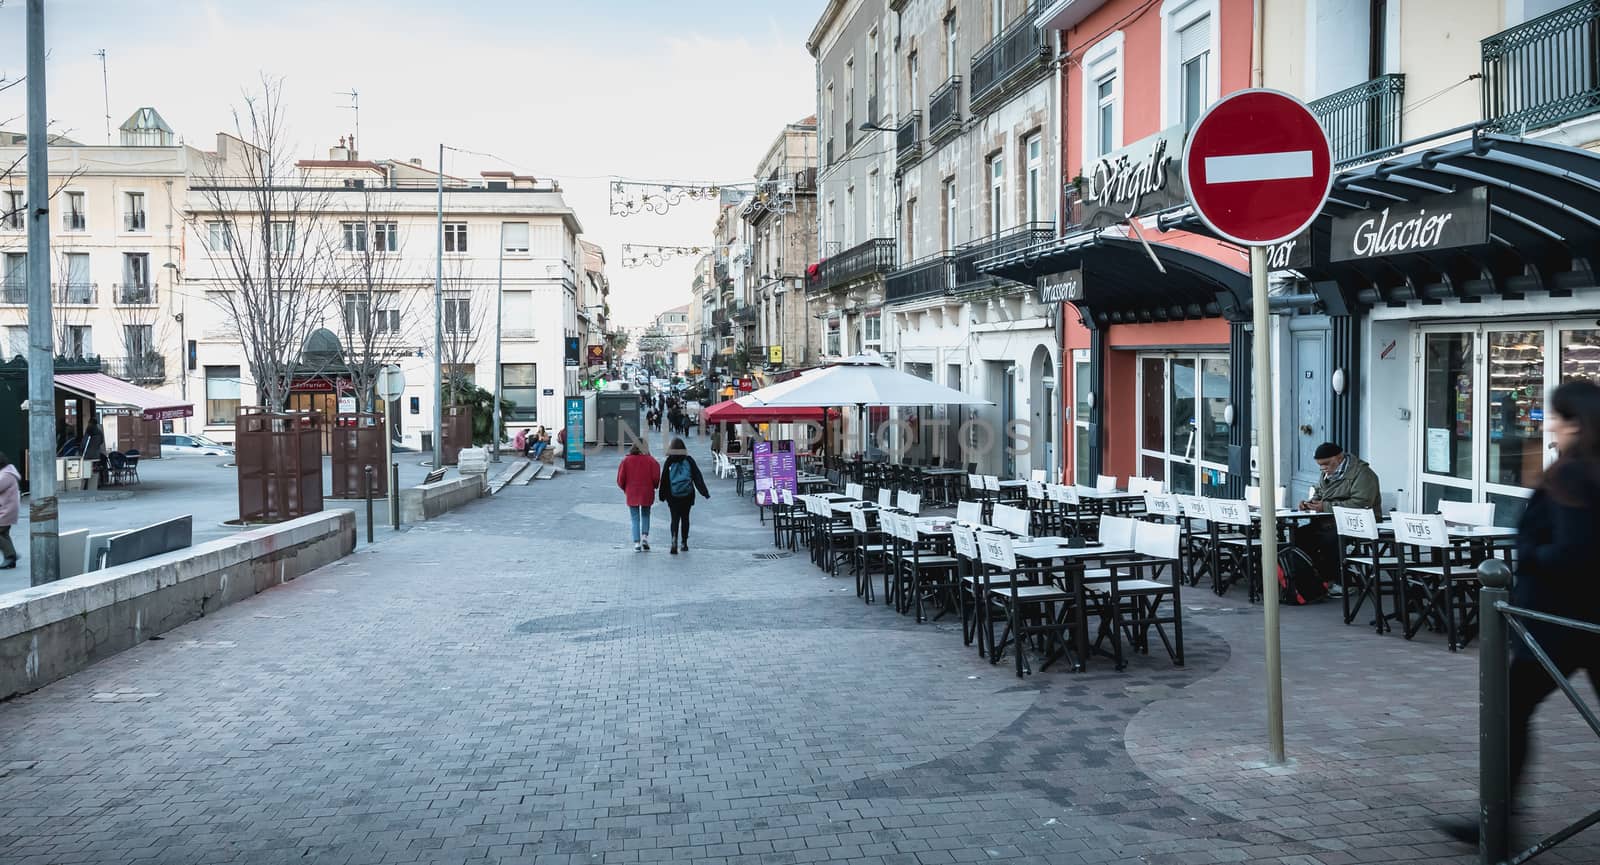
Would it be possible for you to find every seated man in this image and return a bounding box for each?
[1294,442,1382,593]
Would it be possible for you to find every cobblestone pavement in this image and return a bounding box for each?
[0,439,1595,865]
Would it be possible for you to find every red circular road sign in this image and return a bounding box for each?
[1182,88,1333,247]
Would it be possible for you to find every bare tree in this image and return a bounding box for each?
[437,257,492,394]
[324,187,427,413]
[189,76,336,411]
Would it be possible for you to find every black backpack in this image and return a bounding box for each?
[1277,545,1328,605]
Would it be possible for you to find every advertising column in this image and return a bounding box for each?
[564,396,586,470]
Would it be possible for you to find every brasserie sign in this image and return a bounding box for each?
[1330,188,1489,262]
[1078,125,1188,228]
[1037,269,1083,305]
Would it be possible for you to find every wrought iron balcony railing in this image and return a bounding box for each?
[104,354,167,384]
[124,211,147,232]
[1310,74,1406,168]
[928,76,963,145]
[886,253,956,304]
[970,7,1050,114]
[114,282,158,305]
[63,211,86,231]
[53,282,98,305]
[955,222,1055,291]
[809,238,897,295]
[0,280,23,304]
[896,112,924,168]
[1483,1,1600,134]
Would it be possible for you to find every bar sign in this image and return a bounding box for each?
[1037,269,1083,305]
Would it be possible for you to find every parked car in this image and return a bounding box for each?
[159,433,235,456]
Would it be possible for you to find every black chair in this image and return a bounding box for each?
[980,533,1083,678]
[1081,519,1185,669]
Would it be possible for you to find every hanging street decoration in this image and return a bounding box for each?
[620,243,714,268]
[609,179,724,216]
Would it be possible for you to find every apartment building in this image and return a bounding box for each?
[579,239,611,373]
[741,117,819,374]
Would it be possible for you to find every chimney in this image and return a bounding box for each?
[348,132,357,160]
[409,158,422,166]
[329,135,350,161]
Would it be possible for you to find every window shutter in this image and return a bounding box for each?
[1179,16,1210,63]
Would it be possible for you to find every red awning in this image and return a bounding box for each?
[701,400,831,424]
[54,373,194,421]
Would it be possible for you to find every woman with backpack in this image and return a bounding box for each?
[658,437,710,555]
[617,442,661,552]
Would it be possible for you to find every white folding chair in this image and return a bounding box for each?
[1096,474,1119,492]
[845,482,864,501]
[898,491,922,515]
[1439,500,1495,527]
[1209,499,1263,601]
[1393,512,1480,650]
[877,487,893,509]
[1333,505,1392,631]
[992,504,1031,538]
[956,499,984,526]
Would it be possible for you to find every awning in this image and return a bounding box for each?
[979,229,1251,327]
[54,373,194,421]
[702,400,832,424]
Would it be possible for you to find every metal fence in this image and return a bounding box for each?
[897,112,923,168]
[1477,558,1600,864]
[929,76,963,142]
[1482,0,1600,134]
[1309,74,1406,168]
[236,408,323,523]
[885,254,955,304]
[970,4,1048,112]
[330,412,387,498]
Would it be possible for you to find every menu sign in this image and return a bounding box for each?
[1330,188,1489,263]
[752,439,797,505]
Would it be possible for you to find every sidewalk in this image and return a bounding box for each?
[0,439,1591,864]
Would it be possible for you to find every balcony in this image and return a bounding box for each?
[826,136,836,166]
[896,112,924,169]
[970,7,1050,115]
[1482,1,1600,134]
[63,211,85,231]
[0,280,22,304]
[954,222,1055,291]
[1309,74,1405,168]
[53,282,97,305]
[809,238,897,295]
[711,307,728,328]
[886,254,956,304]
[734,304,758,326]
[124,211,147,232]
[104,354,166,384]
[113,282,158,305]
[928,76,963,146]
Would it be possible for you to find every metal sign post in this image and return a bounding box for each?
[376,364,406,529]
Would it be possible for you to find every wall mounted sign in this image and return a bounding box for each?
[1330,188,1489,263]
[564,336,581,367]
[586,344,606,364]
[1079,125,1188,228]
[1036,268,1084,305]
[768,345,783,365]
[1262,231,1313,270]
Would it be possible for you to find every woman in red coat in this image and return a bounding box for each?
[616,443,661,551]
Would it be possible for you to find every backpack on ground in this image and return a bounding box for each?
[1277,545,1328,605]
[669,460,693,497]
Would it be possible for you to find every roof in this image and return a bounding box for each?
[54,373,193,421]
[120,107,173,134]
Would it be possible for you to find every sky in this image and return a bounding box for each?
[0,0,820,330]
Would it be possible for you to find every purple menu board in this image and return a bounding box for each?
[753,440,797,505]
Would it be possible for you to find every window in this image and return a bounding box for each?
[988,152,1005,236]
[342,221,366,252]
[122,253,149,288]
[869,31,881,121]
[372,221,399,253]
[1,191,23,230]
[992,0,1005,37]
[205,365,242,425]
[270,221,294,254]
[845,58,855,148]
[825,82,836,161]
[63,192,85,231]
[863,313,882,352]
[443,363,475,386]
[867,170,881,237]
[65,253,91,288]
[943,177,957,251]
[343,293,370,334]
[502,222,529,253]
[63,325,92,358]
[2,252,23,291]
[1024,133,1042,224]
[908,51,919,112]
[826,198,837,251]
[903,197,916,262]
[502,363,538,420]
[844,185,856,247]
[124,191,145,231]
[1082,33,1123,161]
[206,220,233,252]
[826,317,842,357]
[444,222,467,253]
[444,296,472,333]
[945,12,958,78]
[124,324,153,358]
[4,325,25,358]
[1178,17,1212,129]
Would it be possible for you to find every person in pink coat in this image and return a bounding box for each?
[616,442,661,551]
[0,451,19,569]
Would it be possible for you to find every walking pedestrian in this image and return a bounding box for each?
[1438,380,1600,846]
[0,451,18,569]
[658,437,710,554]
[617,442,660,552]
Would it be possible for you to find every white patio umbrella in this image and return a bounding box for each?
[736,354,991,458]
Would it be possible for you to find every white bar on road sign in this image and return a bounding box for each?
[1204,150,1314,184]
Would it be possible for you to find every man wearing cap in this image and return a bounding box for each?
[1295,442,1382,595]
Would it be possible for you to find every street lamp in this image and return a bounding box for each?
[162,262,185,432]
[858,122,895,133]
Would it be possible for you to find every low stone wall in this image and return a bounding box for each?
[399,475,485,523]
[0,510,356,701]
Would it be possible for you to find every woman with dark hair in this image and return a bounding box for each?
[617,442,660,552]
[0,451,18,569]
[1443,380,1600,845]
[658,437,710,554]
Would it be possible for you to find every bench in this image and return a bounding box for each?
[423,468,447,484]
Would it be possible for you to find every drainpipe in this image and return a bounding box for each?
[1052,25,1066,481]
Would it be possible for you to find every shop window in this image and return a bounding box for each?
[206,365,242,425]
[502,363,538,420]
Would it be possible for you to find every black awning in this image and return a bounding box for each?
[1157,131,1600,307]
[978,231,1250,327]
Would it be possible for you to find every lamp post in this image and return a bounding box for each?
[491,222,504,463]
[432,143,444,468]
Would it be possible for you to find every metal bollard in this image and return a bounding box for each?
[1478,558,1513,864]
[391,463,400,530]
[364,465,375,546]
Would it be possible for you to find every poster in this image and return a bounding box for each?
[1426,427,1450,474]
[752,440,797,505]
[564,397,586,470]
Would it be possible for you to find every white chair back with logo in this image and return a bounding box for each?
[850,506,871,533]
[1031,469,1047,484]
[1177,495,1212,520]
[1332,506,1378,540]
[1026,480,1046,501]
[1144,493,1180,519]
[982,475,1001,492]
[1393,512,1449,550]
[1048,483,1079,505]
[951,524,980,561]
[977,531,1018,571]
[1208,499,1253,529]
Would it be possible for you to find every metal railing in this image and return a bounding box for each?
[124,211,147,232]
[970,5,1049,113]
[1309,74,1406,168]
[897,112,924,168]
[0,213,21,230]
[885,253,956,303]
[103,354,167,384]
[114,282,158,305]
[1477,558,1600,864]
[812,237,898,294]
[63,211,86,231]
[1482,0,1600,134]
[52,282,97,305]
[954,222,1055,290]
[0,280,23,304]
[929,76,963,144]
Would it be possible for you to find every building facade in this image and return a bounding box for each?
[742,118,819,376]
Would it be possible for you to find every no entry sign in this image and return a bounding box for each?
[1181,89,1333,247]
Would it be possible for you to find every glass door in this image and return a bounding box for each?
[1418,329,1476,512]
[1072,353,1092,484]
[1138,353,1230,495]
[1485,328,1544,524]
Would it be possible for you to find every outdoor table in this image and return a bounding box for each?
[923,467,965,506]
[1010,540,1141,672]
[1074,488,1144,517]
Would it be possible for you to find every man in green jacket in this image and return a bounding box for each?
[1294,442,1382,595]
